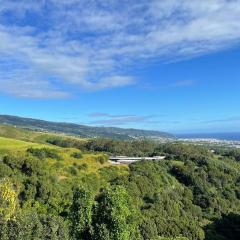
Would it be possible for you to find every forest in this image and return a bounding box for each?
[0,126,239,240]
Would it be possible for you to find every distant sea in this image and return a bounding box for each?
[176,133,240,141]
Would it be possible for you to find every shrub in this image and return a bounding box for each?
[68,166,78,176]
[27,148,62,161]
[77,164,88,171]
[95,154,108,164]
[71,152,83,159]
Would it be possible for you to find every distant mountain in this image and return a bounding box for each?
[0,115,174,140]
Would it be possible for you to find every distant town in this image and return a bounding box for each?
[178,138,240,149]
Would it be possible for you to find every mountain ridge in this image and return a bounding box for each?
[0,114,174,140]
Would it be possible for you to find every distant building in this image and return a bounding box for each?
[109,155,165,164]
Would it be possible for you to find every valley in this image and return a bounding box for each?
[0,124,239,240]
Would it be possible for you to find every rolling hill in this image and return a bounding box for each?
[0,124,239,240]
[0,114,174,140]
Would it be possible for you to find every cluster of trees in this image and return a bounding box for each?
[0,179,139,239]
[70,186,141,240]
[0,141,240,239]
[214,148,240,162]
[46,137,159,156]
[27,147,62,160]
[47,137,212,159]
[0,151,139,240]
[170,159,240,219]
[46,137,86,149]
[205,213,240,240]
[49,137,217,163]
[113,161,205,240]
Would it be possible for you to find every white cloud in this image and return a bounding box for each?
[0,0,240,98]
[0,67,69,99]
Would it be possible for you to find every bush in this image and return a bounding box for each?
[68,166,78,176]
[1,212,70,240]
[0,163,12,178]
[27,148,62,161]
[46,137,86,150]
[95,154,108,164]
[71,152,83,159]
[77,164,88,171]
[54,162,64,169]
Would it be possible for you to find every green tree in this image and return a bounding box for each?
[93,186,141,240]
[70,187,95,240]
[1,212,69,240]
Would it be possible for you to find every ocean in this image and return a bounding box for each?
[176,133,240,141]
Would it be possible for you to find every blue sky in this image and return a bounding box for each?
[0,0,240,133]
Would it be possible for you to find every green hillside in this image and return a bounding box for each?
[0,114,174,140]
[0,124,79,142]
[0,129,239,240]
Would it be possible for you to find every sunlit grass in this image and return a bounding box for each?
[0,136,41,150]
[0,133,128,180]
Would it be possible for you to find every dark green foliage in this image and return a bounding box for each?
[70,188,94,239]
[0,139,240,240]
[27,147,62,160]
[161,143,211,162]
[68,166,78,176]
[0,163,12,178]
[52,139,211,161]
[1,153,64,212]
[77,163,88,171]
[205,213,240,240]
[95,154,109,164]
[47,137,86,149]
[85,138,159,156]
[46,137,212,161]
[47,137,163,157]
[170,158,240,219]
[69,186,141,240]
[93,186,141,240]
[0,212,69,240]
[115,161,205,240]
[71,151,83,159]
[217,148,240,162]
[140,218,158,240]
[3,153,45,176]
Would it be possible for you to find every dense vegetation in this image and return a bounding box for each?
[0,127,239,240]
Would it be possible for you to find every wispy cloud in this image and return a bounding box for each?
[140,79,197,90]
[0,0,240,98]
[88,112,157,126]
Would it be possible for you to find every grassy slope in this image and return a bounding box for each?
[0,124,75,143]
[0,125,42,141]
[0,136,45,155]
[0,127,128,180]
